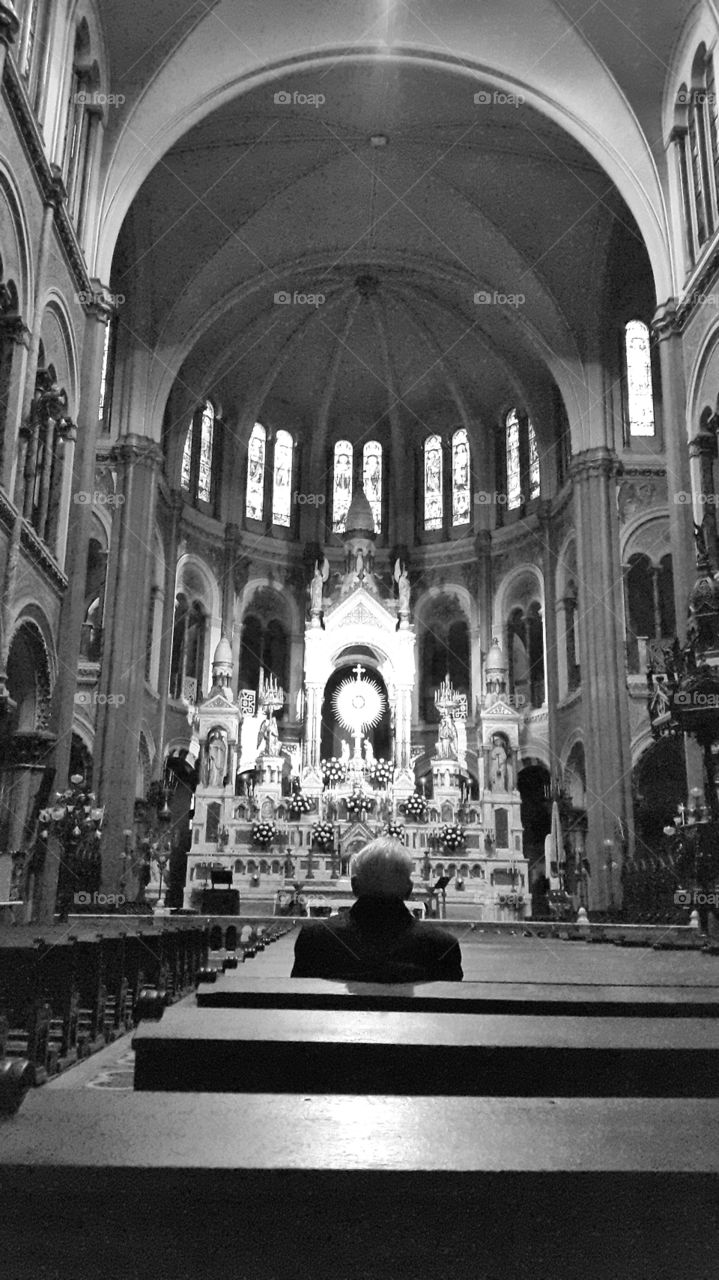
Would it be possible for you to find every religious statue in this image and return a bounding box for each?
[489,734,510,791]
[310,559,329,614]
[363,737,374,765]
[394,559,410,617]
[205,728,227,787]
[341,739,351,765]
[437,711,457,760]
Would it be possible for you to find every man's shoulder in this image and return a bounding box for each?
[412,920,461,949]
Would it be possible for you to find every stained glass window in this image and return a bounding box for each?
[98,318,113,428]
[197,401,214,502]
[181,421,193,491]
[424,435,443,530]
[272,429,293,527]
[506,409,521,510]
[528,419,540,499]
[246,423,266,520]
[625,321,655,436]
[363,441,382,532]
[332,440,353,533]
[451,429,470,526]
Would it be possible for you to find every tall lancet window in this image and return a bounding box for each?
[363,441,382,532]
[272,429,293,527]
[246,423,266,521]
[181,421,193,492]
[528,418,540,498]
[451,428,470,526]
[506,409,521,509]
[332,440,353,533]
[424,435,443,530]
[624,320,655,436]
[198,401,214,502]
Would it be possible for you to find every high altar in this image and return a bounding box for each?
[183,492,528,919]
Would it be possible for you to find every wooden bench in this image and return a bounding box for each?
[1,1092,718,1278]
[133,1002,719,1096]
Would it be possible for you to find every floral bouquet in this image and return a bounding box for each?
[311,820,335,849]
[402,792,428,822]
[346,789,373,817]
[385,821,406,843]
[369,757,393,788]
[321,757,347,787]
[252,820,277,847]
[440,822,466,850]
[288,792,313,817]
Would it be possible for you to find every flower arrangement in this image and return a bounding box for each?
[311,820,335,849]
[288,792,313,817]
[346,788,373,817]
[369,757,393,788]
[385,821,406,843]
[402,792,428,823]
[321,757,346,787]
[440,822,466,850]
[252,821,277,847]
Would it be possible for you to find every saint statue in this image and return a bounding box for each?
[394,559,410,616]
[363,737,374,765]
[310,562,324,614]
[341,739,351,765]
[206,729,227,787]
[489,734,510,791]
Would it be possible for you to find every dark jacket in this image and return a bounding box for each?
[291,897,463,983]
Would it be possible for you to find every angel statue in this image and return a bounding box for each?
[310,557,330,616]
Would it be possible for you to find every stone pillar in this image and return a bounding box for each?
[0,729,55,908]
[0,301,30,496]
[153,492,182,777]
[653,303,694,641]
[689,428,718,563]
[94,436,163,895]
[571,448,633,909]
[539,502,558,755]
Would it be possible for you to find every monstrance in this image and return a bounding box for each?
[333,664,386,765]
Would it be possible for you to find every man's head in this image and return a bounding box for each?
[350,838,414,901]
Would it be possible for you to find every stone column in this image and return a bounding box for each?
[0,729,55,908]
[153,492,182,777]
[94,436,163,895]
[539,502,558,757]
[571,447,633,909]
[653,303,695,640]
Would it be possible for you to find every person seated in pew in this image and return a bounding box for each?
[291,838,463,983]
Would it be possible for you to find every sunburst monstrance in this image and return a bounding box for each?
[333,663,386,761]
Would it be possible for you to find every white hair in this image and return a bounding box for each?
[350,838,414,899]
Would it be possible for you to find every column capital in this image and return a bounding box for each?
[110,435,163,470]
[0,2,20,45]
[689,429,718,460]
[652,299,680,341]
[569,446,620,484]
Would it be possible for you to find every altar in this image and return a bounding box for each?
[182,492,528,918]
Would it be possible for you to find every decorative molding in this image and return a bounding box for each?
[19,520,68,593]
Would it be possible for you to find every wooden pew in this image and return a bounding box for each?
[1,1091,718,1278]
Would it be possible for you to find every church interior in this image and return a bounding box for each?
[3,2,719,1274]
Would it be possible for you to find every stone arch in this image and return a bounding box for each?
[4,615,54,734]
